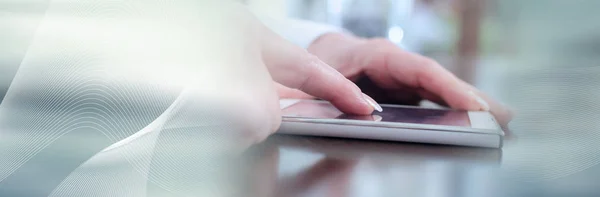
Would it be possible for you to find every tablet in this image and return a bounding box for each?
[278,99,504,148]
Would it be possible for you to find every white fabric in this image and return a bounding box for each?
[256,14,349,49]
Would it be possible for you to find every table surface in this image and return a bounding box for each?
[243,133,600,197]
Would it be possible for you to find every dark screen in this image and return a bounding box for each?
[282,100,471,127]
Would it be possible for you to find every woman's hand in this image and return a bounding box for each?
[279,33,513,126]
[190,3,381,145]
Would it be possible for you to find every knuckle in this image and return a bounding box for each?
[296,54,326,89]
[414,58,445,86]
[418,58,449,79]
[302,54,323,67]
[420,58,460,81]
[368,38,396,50]
[421,58,441,71]
[296,54,320,73]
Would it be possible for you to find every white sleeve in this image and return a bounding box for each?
[255,14,350,49]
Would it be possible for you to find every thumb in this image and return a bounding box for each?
[261,31,381,115]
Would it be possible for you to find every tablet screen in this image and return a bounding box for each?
[282,100,471,127]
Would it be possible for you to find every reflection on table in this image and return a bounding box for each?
[245,135,502,197]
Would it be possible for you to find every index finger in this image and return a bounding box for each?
[261,30,381,115]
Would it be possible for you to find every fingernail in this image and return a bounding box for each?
[362,93,383,112]
[372,115,383,122]
[468,91,490,111]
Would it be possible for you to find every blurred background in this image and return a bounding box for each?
[247,0,500,83]
[243,0,600,104]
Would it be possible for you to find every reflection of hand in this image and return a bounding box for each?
[278,33,513,126]
[336,114,383,122]
[419,111,470,127]
[247,144,280,197]
[249,143,358,197]
[277,158,357,197]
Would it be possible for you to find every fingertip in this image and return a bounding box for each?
[326,87,375,115]
[362,93,383,112]
[441,88,479,112]
[496,103,515,126]
[504,103,517,118]
[330,98,375,115]
[468,90,490,111]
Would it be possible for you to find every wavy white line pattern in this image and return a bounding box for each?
[1,0,248,196]
[501,67,600,181]
[48,89,241,197]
